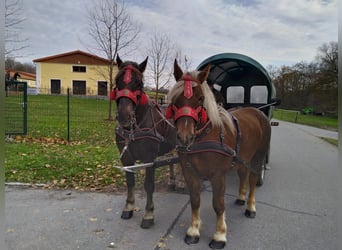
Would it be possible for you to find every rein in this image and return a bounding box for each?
[116,102,173,159]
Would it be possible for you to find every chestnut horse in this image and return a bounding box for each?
[166,60,271,249]
[113,55,178,228]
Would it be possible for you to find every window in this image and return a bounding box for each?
[250,86,268,104]
[97,81,108,96]
[226,86,244,103]
[72,66,86,72]
[73,80,86,95]
[51,79,61,94]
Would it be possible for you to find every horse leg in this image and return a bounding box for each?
[245,156,264,218]
[141,167,155,228]
[245,170,258,218]
[235,166,249,206]
[169,163,186,192]
[121,171,135,219]
[209,175,227,249]
[174,163,186,191]
[183,167,202,244]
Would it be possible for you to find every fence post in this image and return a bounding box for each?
[23,82,27,135]
[67,88,70,142]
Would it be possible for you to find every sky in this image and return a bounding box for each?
[13,0,338,69]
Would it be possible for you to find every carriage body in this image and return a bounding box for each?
[197,53,279,185]
[197,53,277,119]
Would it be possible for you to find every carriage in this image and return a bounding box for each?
[197,53,280,186]
[113,54,279,248]
[116,53,279,185]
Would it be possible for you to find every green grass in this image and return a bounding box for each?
[5,94,166,190]
[6,97,337,189]
[320,137,338,147]
[273,109,338,130]
[273,109,338,147]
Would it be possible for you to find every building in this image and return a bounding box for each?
[33,50,115,96]
[5,69,36,87]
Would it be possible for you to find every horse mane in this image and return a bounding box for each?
[167,71,235,131]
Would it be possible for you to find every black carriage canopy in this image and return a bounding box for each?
[197,53,276,114]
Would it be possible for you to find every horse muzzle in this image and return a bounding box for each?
[116,99,136,129]
[175,117,196,148]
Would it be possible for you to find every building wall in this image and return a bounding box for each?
[37,62,116,95]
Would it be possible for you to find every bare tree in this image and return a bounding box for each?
[271,41,338,114]
[174,48,193,72]
[315,41,338,86]
[146,32,176,100]
[5,0,29,56]
[87,0,141,120]
[5,57,35,73]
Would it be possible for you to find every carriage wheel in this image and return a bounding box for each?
[256,157,267,187]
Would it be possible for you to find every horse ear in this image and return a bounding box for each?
[116,54,123,67]
[174,59,183,81]
[198,64,211,84]
[139,56,148,73]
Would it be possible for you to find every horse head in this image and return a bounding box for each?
[166,59,211,147]
[114,54,148,128]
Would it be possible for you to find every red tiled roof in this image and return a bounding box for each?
[33,50,111,65]
[5,69,36,81]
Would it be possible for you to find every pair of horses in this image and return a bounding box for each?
[113,55,271,249]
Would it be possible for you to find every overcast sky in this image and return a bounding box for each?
[16,0,337,69]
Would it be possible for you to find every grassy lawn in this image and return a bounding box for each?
[273,109,338,130]
[5,95,169,191]
[5,97,337,190]
[273,109,338,146]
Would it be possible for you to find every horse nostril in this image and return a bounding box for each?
[176,132,194,147]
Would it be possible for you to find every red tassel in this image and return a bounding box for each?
[165,105,173,119]
[139,92,148,105]
[200,108,208,123]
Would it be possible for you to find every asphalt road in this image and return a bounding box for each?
[5,121,338,250]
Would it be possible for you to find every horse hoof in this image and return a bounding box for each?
[184,234,200,245]
[235,199,245,206]
[209,240,226,249]
[121,210,133,219]
[140,218,154,229]
[244,209,256,218]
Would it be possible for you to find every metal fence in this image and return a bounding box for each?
[5,87,167,143]
[5,81,27,135]
[5,86,116,143]
[6,87,116,143]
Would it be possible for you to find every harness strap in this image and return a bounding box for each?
[176,140,236,157]
[177,113,257,174]
[115,103,173,159]
[115,127,164,143]
[230,114,256,173]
